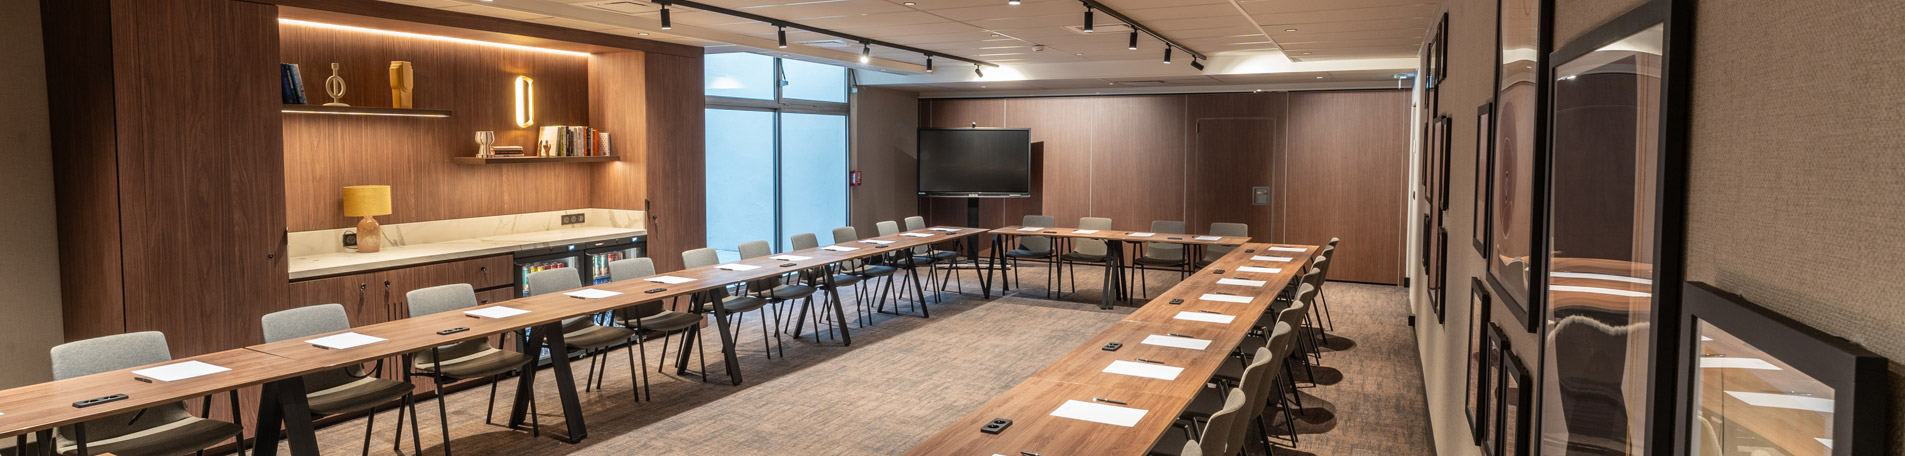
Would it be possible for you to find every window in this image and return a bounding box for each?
[704,53,851,258]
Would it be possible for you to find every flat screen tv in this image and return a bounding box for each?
[917,128,1032,197]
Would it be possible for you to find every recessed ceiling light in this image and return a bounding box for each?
[639,32,650,36]
[1302,52,1312,55]
[904,1,915,4]
[1316,76,1324,79]
[1285,28,1297,32]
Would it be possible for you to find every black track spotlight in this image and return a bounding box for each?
[926,55,935,73]
[1128,30,1138,50]
[860,42,871,63]
[975,66,985,78]
[1082,7,1094,33]
[777,26,787,48]
[659,2,672,30]
[1163,46,1173,64]
[1190,57,1205,71]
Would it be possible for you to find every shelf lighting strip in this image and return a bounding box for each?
[280,107,451,117]
[278,18,591,57]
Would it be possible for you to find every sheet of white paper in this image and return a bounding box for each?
[822,246,860,252]
[859,240,896,245]
[1251,256,1294,262]
[1216,278,1268,287]
[465,306,530,319]
[1194,236,1222,241]
[1199,293,1253,304]
[133,361,231,382]
[1174,311,1236,324]
[1017,227,1043,231]
[1236,266,1282,274]
[901,233,933,237]
[1724,391,1834,413]
[929,227,962,232]
[1699,358,1781,370]
[1266,246,1306,252]
[716,263,762,271]
[563,288,624,299]
[1103,360,1183,381]
[1817,438,1833,449]
[1700,336,1714,341]
[1141,334,1212,350]
[771,255,812,261]
[1050,400,1148,427]
[1072,229,1099,234]
[1129,232,1156,237]
[305,332,387,350]
[646,275,696,284]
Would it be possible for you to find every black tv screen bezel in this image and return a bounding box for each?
[915,127,1033,198]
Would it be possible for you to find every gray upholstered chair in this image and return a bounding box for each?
[606,257,703,398]
[1002,215,1058,297]
[524,268,641,400]
[48,332,247,456]
[792,232,864,336]
[1148,387,1246,456]
[1131,220,1190,298]
[876,220,939,313]
[832,226,898,325]
[740,240,812,358]
[1058,217,1114,295]
[262,304,422,456]
[1311,239,1341,331]
[404,283,537,450]
[904,215,966,295]
[1198,223,1249,267]
[683,247,774,371]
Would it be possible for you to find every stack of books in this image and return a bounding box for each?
[536,126,612,157]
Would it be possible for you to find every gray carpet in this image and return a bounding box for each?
[266,266,1428,455]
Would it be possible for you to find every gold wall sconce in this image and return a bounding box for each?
[514,75,534,128]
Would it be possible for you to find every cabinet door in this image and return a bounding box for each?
[286,273,381,328]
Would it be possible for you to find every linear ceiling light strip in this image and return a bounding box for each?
[659,0,999,68]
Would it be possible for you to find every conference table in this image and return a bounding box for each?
[0,226,988,456]
[983,226,1254,309]
[910,242,1318,456]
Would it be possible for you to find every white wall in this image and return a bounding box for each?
[0,0,64,389]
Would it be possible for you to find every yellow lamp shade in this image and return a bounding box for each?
[342,185,392,217]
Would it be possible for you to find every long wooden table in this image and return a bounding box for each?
[910,242,1317,456]
[0,226,988,455]
[984,226,1254,309]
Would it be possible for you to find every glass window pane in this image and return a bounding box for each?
[705,53,774,100]
[778,113,848,251]
[705,109,777,261]
[782,59,847,103]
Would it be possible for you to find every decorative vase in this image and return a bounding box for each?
[323,63,349,107]
[388,61,413,109]
[475,131,496,158]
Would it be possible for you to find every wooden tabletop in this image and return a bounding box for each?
[0,349,302,437]
[988,226,1253,246]
[909,243,1317,456]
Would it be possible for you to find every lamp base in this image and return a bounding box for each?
[357,216,383,253]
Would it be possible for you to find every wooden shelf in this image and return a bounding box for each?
[452,155,618,165]
[281,105,452,117]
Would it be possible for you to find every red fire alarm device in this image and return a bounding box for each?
[849,170,862,187]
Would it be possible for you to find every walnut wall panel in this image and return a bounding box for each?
[42,0,127,344]
[588,51,650,214]
[1185,92,1285,238]
[1006,97,1095,227]
[280,23,595,231]
[1090,96,1189,232]
[1284,91,1410,284]
[635,52,705,272]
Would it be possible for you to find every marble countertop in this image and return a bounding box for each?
[289,226,647,280]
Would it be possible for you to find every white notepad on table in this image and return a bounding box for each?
[929,227,962,232]
[771,255,811,261]
[1141,334,1212,350]
[1072,229,1099,234]
[1266,246,1306,252]
[1194,236,1222,241]
[822,246,860,252]
[1199,293,1253,304]
[1174,311,1236,324]
[1103,360,1183,380]
[1050,400,1148,427]
[133,361,231,382]
[1216,278,1268,287]
[859,240,896,245]
[563,288,623,299]
[1237,266,1281,274]
[1129,232,1156,237]
[1700,357,1781,370]
[901,233,933,237]
[465,306,530,319]
[1017,227,1043,232]
[306,332,386,350]
[646,275,696,284]
[716,263,761,271]
[1251,256,1294,262]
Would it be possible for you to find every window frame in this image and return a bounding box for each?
[704,53,851,252]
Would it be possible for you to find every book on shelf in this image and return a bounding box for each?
[491,146,525,157]
[280,63,307,104]
[534,126,610,157]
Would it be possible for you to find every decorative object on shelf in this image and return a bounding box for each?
[342,185,391,253]
[388,61,413,109]
[279,63,307,104]
[323,63,349,107]
[474,131,496,158]
[1464,278,1493,445]
[490,145,525,157]
[1486,0,1553,331]
[514,75,534,128]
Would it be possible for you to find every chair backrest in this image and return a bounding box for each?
[682,247,720,269]
[1018,215,1056,253]
[738,240,772,259]
[406,283,479,318]
[791,233,819,250]
[1328,237,1341,249]
[903,216,926,231]
[1198,387,1249,456]
[526,267,583,297]
[50,332,194,445]
[1206,223,1248,259]
[875,221,900,236]
[830,226,860,243]
[1233,344,1280,443]
[1073,217,1112,255]
[1277,283,1316,330]
[608,257,657,282]
[1144,220,1187,261]
[262,304,373,393]
[1180,440,1203,456]
[1314,252,1335,282]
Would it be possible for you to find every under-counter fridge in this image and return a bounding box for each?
[513,235,647,298]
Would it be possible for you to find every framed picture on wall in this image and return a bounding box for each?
[1486,0,1554,332]
[1498,349,1532,456]
[1465,278,1493,444]
[1433,227,1449,323]
[1435,12,1450,85]
[1437,115,1454,211]
[1481,323,1508,456]
[1474,102,1494,255]
[1420,214,1433,270]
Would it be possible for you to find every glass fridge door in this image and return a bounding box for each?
[587,247,643,285]
[518,256,580,297]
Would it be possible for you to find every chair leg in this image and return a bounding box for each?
[405,393,423,455]
[635,335,652,402]
[393,392,407,453]
[433,380,454,456]
[484,374,498,425]
[361,404,377,456]
[1319,286,1337,331]
[657,332,672,374]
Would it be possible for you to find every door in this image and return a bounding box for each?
[1190,118,1279,241]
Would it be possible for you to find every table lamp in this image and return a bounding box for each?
[342,185,392,253]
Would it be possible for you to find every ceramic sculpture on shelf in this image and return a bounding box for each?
[474,131,495,158]
[323,62,348,107]
[388,61,413,109]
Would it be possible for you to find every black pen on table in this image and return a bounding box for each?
[1091,397,1128,405]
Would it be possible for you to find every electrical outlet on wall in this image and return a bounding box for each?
[561,213,586,225]
[343,230,358,249]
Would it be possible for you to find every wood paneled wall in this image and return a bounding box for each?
[623,52,706,272]
[919,91,1409,284]
[281,23,596,231]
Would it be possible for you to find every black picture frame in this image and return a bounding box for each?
[1420,215,1432,270]
[1482,323,1508,456]
[1464,278,1493,444]
[1498,349,1532,456]
[1437,115,1454,211]
[1473,102,1494,255]
[1435,12,1450,85]
[1432,226,1449,323]
[1485,0,1554,333]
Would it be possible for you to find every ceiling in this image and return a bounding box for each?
[376,0,1434,92]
